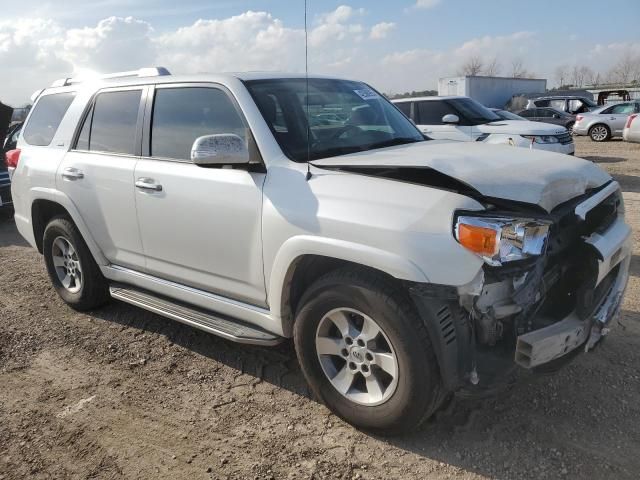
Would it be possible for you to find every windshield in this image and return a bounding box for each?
[448,98,501,125]
[245,78,424,162]
[495,109,524,120]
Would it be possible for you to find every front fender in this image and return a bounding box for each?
[267,235,429,319]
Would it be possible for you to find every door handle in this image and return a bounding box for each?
[62,167,84,180]
[135,178,163,192]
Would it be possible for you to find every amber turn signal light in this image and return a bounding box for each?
[457,223,498,257]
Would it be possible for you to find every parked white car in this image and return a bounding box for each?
[9,69,630,433]
[622,113,640,143]
[573,101,640,141]
[392,96,575,155]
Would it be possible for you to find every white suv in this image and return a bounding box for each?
[9,68,630,433]
[393,96,575,155]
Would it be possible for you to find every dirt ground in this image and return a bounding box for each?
[1,136,639,480]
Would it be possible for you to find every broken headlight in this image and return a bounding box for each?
[454,216,551,266]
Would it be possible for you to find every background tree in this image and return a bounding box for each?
[483,57,501,76]
[458,56,484,76]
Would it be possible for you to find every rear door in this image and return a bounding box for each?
[414,100,472,141]
[605,103,636,135]
[133,84,266,306]
[58,87,146,270]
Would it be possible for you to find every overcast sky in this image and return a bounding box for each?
[1,0,639,105]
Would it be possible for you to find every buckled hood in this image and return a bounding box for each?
[311,140,611,212]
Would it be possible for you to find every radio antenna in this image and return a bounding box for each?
[304,0,312,181]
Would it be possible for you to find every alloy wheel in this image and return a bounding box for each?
[315,308,399,406]
[591,125,608,141]
[51,236,83,293]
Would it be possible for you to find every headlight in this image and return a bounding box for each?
[454,215,551,266]
[522,135,559,144]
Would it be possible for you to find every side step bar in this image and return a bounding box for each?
[109,285,283,346]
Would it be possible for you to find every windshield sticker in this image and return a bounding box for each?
[353,88,380,101]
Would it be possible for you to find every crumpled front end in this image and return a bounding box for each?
[455,180,630,383]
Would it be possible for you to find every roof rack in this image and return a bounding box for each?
[50,67,171,87]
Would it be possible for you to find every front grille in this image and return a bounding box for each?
[556,132,573,144]
[583,192,619,235]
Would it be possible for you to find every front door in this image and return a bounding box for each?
[58,87,146,270]
[134,85,266,306]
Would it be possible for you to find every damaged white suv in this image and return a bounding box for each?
[10,68,631,433]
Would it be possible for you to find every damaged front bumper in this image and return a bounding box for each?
[511,186,631,369]
[515,235,630,368]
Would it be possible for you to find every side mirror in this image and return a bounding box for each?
[190,134,249,165]
[442,114,459,124]
[553,113,561,119]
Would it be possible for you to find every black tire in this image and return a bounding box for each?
[43,216,110,311]
[589,124,610,142]
[293,267,442,434]
[566,121,575,135]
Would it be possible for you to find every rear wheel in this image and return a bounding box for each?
[294,267,442,434]
[43,216,110,311]
[589,124,610,142]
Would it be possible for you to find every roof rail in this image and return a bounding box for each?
[50,67,171,87]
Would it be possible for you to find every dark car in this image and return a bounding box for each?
[1,122,20,212]
[517,108,576,134]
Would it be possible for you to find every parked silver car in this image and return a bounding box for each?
[573,101,640,141]
[623,113,640,143]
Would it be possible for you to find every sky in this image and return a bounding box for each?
[1,0,639,106]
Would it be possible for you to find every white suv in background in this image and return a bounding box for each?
[393,96,575,155]
[9,68,630,433]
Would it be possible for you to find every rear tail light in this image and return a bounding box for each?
[5,148,21,169]
[626,114,638,129]
[576,115,583,122]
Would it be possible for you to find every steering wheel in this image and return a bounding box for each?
[329,124,363,140]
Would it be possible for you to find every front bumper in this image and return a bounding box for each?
[515,207,631,368]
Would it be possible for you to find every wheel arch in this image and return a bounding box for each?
[268,236,429,337]
[30,189,108,265]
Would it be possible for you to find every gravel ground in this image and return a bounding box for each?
[1,136,639,480]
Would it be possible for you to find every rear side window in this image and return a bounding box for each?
[86,90,142,155]
[416,100,457,125]
[395,102,412,119]
[23,92,75,146]
[150,87,246,160]
[534,99,550,107]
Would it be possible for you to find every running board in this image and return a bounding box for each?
[109,285,283,346]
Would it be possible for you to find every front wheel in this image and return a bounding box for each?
[43,216,110,311]
[294,267,442,434]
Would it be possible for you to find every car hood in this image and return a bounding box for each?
[477,120,567,135]
[311,140,611,212]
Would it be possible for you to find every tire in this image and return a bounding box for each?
[294,267,442,434]
[566,122,575,135]
[589,124,610,142]
[43,216,110,311]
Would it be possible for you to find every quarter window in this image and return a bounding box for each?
[150,87,246,161]
[23,92,75,146]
